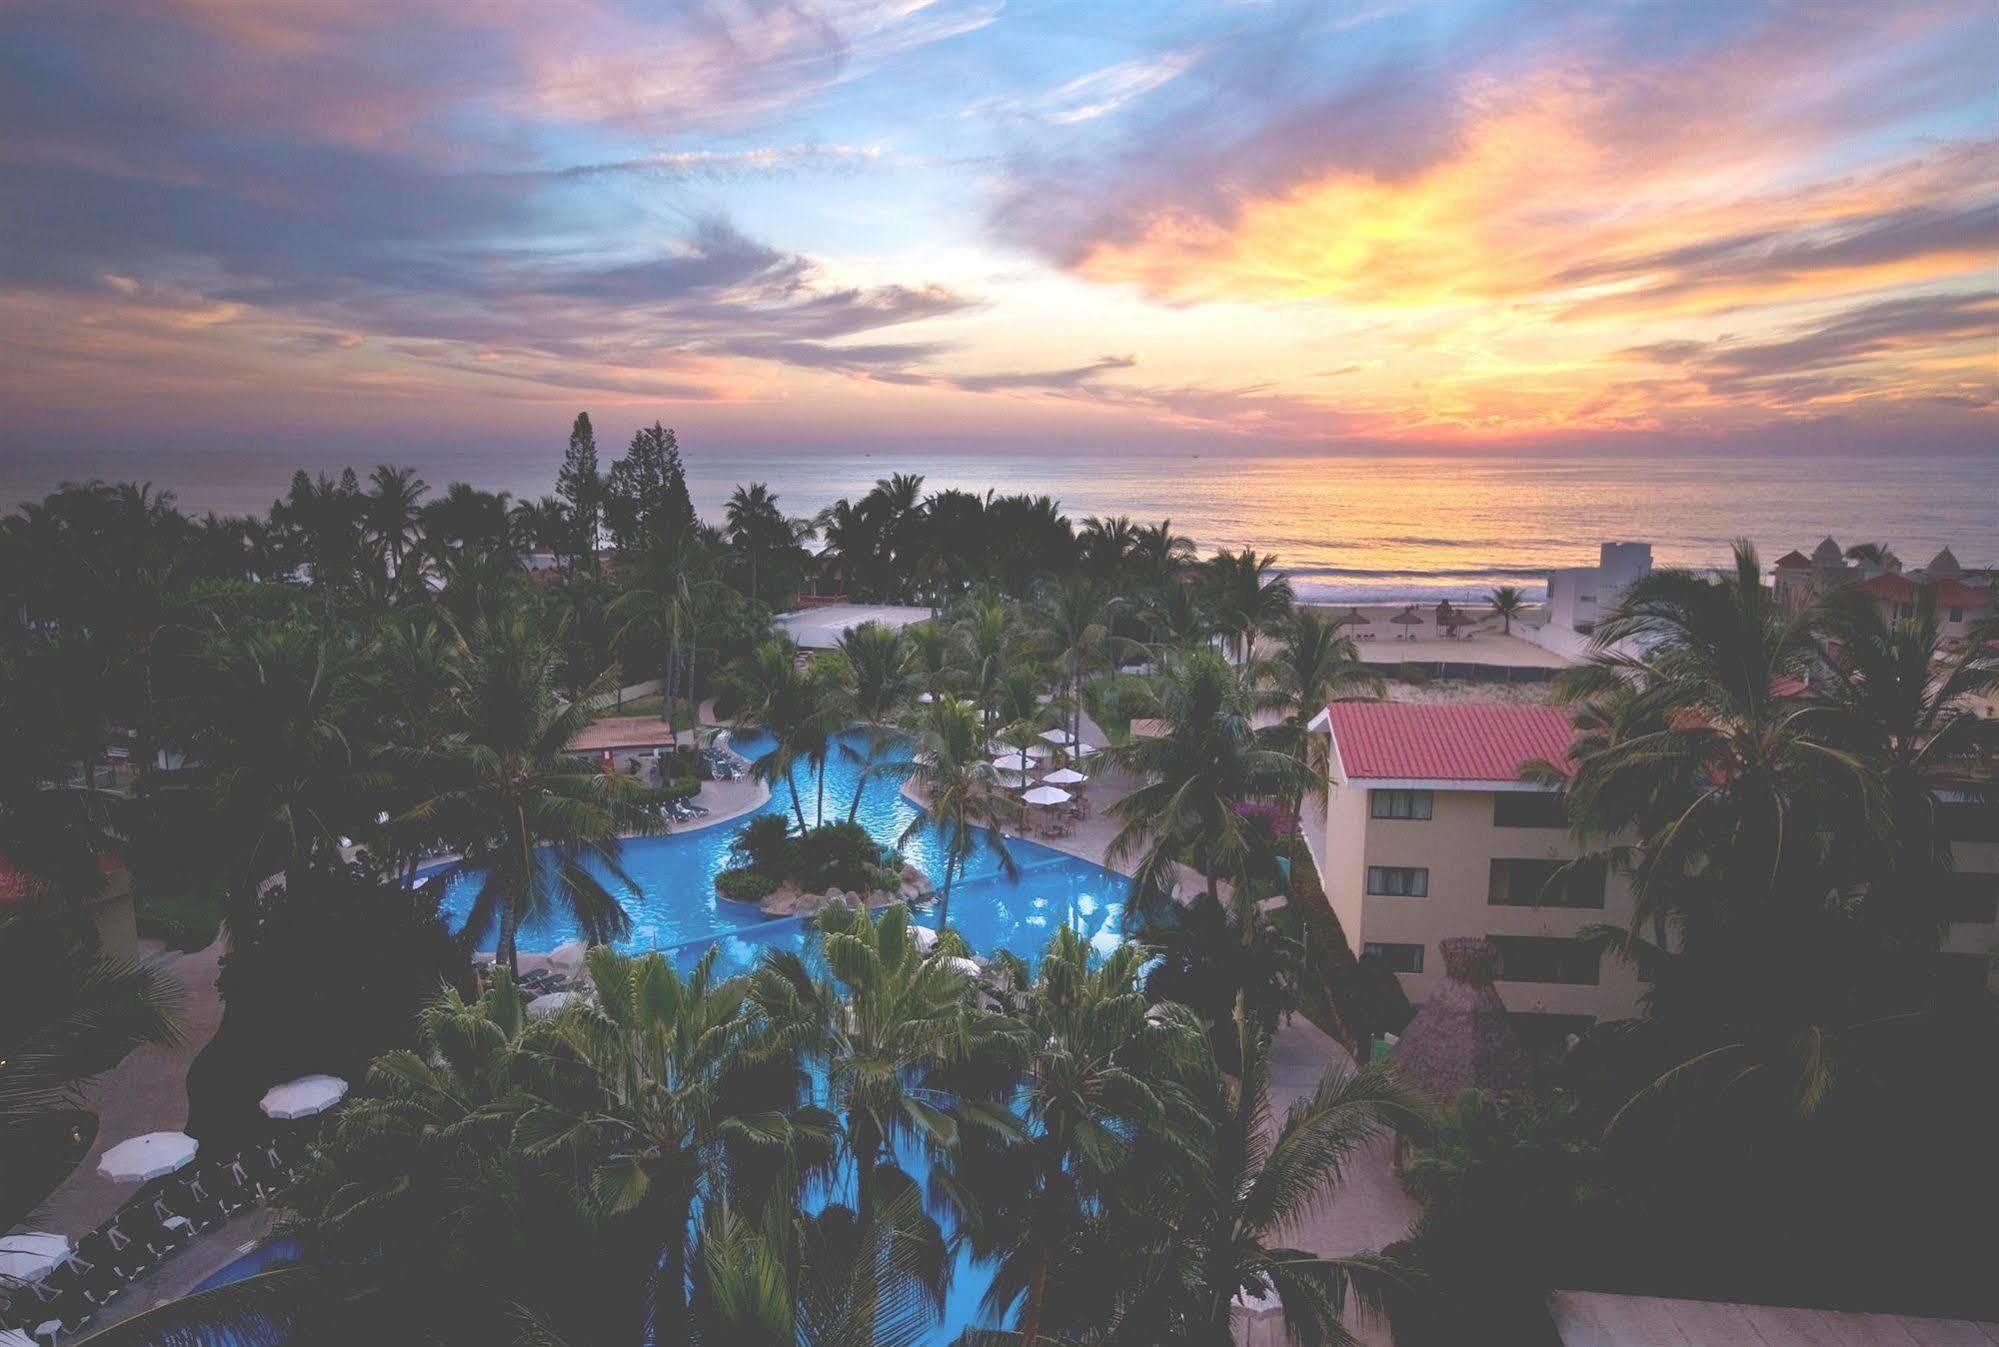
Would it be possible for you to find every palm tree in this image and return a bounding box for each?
[748,903,1009,1337]
[831,621,921,823]
[724,483,813,608]
[1267,610,1382,814]
[727,639,821,833]
[1025,576,1119,751]
[1487,584,1525,636]
[949,928,1208,1346]
[610,530,734,733]
[1137,578,1207,655]
[951,594,1021,730]
[1105,649,1313,907]
[1129,519,1197,588]
[364,465,428,591]
[1198,549,1293,665]
[403,615,659,972]
[515,945,828,1347]
[899,696,1022,934]
[1153,1018,1425,1345]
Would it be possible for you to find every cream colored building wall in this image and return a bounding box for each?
[1333,784,1647,1021]
[1315,778,1371,961]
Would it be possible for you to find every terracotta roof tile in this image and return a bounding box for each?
[1322,702,1574,782]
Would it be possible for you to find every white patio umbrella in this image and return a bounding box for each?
[1038,728,1077,746]
[991,752,1042,775]
[526,990,581,1018]
[260,1074,348,1121]
[97,1131,197,1183]
[988,740,1048,760]
[1041,767,1089,786]
[0,1232,70,1282]
[1021,785,1073,807]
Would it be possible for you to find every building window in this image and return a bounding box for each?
[1943,873,1999,924]
[1363,942,1425,973]
[1493,792,1568,828]
[1488,858,1605,908]
[1370,789,1433,820]
[1367,866,1429,897]
[1490,935,1600,985]
[1948,607,1964,623]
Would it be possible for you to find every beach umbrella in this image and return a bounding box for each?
[1391,606,1423,638]
[1334,606,1370,628]
[259,1074,349,1121]
[1022,785,1073,807]
[0,1232,69,1282]
[1038,728,1077,747]
[1041,767,1089,786]
[98,1131,197,1182]
[526,990,581,1018]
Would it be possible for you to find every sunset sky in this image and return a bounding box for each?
[1,0,1995,462]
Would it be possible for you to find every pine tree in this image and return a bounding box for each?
[604,423,696,556]
[556,412,601,570]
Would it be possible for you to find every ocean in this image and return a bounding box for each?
[5,444,1994,604]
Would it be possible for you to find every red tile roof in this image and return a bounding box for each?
[1860,573,1918,602]
[1935,579,1992,608]
[1321,702,1574,782]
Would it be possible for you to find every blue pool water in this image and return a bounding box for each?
[436,729,1128,977]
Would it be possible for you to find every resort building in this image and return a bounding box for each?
[1305,701,1999,1029]
[1303,702,1649,1038]
[1772,538,1996,641]
[1520,541,1653,664]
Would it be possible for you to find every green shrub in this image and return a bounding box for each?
[662,774,700,800]
[715,867,780,903]
[793,820,892,894]
[729,814,796,875]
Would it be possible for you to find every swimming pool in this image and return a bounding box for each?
[436,729,1128,975]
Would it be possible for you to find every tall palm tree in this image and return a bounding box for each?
[951,594,1021,731]
[1487,584,1525,636]
[1105,649,1312,908]
[724,483,813,608]
[949,927,1208,1346]
[1129,519,1197,589]
[831,622,921,823]
[1269,610,1383,797]
[1151,1018,1425,1345]
[515,945,828,1347]
[1198,549,1293,665]
[899,696,1022,934]
[610,530,734,733]
[748,903,1010,1336]
[729,639,819,832]
[403,616,659,972]
[1025,576,1119,751]
[364,465,428,593]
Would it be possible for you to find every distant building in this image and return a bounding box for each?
[1773,538,1994,643]
[1522,541,1653,664]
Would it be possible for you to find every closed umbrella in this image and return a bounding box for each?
[0,1232,69,1282]
[1022,785,1073,807]
[1041,767,1088,786]
[260,1074,349,1121]
[98,1131,197,1183]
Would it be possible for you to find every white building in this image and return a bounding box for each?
[1525,542,1653,663]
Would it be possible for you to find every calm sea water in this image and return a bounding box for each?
[6,444,1994,602]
